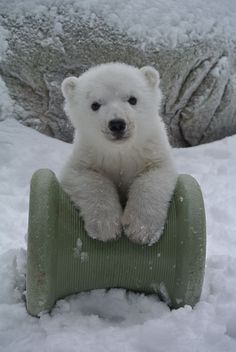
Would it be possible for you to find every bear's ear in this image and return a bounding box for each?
[61,76,78,99]
[140,66,160,88]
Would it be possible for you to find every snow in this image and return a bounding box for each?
[76,238,83,251]
[0,118,236,351]
[0,77,13,121]
[74,238,89,262]
[0,25,9,62]
[0,25,13,121]
[0,0,236,48]
[1,0,236,348]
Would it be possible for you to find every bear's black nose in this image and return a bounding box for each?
[108,119,126,134]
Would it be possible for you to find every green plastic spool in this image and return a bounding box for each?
[26,169,206,317]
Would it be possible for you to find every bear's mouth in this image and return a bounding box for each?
[102,129,132,142]
[111,134,130,142]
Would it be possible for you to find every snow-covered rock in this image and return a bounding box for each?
[0,0,236,146]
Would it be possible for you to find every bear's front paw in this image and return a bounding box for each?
[84,209,122,242]
[122,207,164,245]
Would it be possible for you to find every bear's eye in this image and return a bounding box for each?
[128,96,137,105]
[91,102,101,111]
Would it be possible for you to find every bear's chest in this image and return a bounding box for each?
[79,142,159,196]
[98,148,152,192]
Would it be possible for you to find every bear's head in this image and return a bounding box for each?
[62,63,162,147]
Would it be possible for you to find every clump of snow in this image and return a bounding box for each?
[80,251,89,262]
[0,0,236,48]
[40,37,55,48]
[74,237,89,262]
[0,118,236,351]
[159,282,171,305]
[53,21,64,36]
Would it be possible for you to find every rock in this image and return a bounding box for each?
[0,2,236,146]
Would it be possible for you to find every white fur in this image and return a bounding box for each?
[60,63,177,244]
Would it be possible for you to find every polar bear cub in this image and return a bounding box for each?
[60,63,177,245]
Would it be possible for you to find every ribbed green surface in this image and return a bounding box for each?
[26,169,206,316]
[26,171,59,315]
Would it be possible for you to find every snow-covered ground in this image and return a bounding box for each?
[0,118,236,351]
